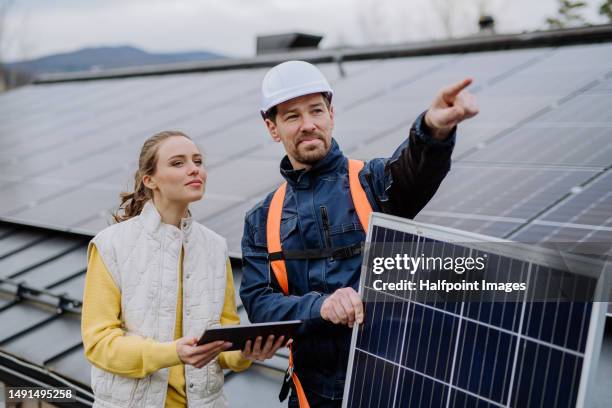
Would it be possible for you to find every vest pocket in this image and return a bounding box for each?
[113,376,138,403]
[206,360,224,394]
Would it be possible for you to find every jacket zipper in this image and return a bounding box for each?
[320,206,332,250]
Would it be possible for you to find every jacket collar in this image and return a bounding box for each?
[280,138,345,189]
[140,200,193,237]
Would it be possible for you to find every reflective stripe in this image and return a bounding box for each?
[266,158,372,408]
[348,159,371,232]
[267,182,289,295]
[289,343,310,408]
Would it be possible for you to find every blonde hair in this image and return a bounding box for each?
[114,130,192,222]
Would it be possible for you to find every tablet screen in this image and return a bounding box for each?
[197,320,302,351]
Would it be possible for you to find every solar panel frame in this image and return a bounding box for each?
[342,212,609,408]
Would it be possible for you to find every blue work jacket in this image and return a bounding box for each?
[240,112,455,399]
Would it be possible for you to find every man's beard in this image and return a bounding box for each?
[293,135,330,165]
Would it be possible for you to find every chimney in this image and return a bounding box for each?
[478,15,495,35]
[256,33,323,55]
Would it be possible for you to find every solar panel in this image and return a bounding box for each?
[538,171,612,228]
[414,213,522,239]
[463,126,612,167]
[422,166,596,221]
[342,213,609,408]
[510,225,612,258]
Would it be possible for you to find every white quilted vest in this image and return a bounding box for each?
[88,201,228,407]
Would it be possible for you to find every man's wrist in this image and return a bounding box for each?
[423,110,452,140]
[417,110,456,147]
[312,293,328,320]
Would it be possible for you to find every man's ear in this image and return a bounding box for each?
[142,174,156,190]
[265,118,281,143]
[329,104,334,129]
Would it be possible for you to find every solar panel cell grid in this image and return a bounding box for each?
[462,126,612,167]
[539,172,612,227]
[343,215,607,408]
[422,167,596,221]
[510,226,612,258]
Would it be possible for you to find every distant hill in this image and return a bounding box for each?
[5,45,226,76]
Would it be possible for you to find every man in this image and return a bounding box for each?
[240,60,478,407]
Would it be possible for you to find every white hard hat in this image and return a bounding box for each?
[260,60,333,117]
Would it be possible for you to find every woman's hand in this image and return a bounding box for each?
[176,337,232,369]
[241,335,289,361]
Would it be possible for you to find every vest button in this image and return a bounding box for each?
[186,310,191,316]
[189,382,194,389]
[186,274,191,279]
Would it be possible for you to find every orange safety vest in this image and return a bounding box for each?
[266,159,373,407]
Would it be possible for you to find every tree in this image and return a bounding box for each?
[546,0,588,29]
[600,0,612,22]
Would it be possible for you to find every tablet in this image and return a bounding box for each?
[197,320,302,351]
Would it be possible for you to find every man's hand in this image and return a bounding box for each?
[321,287,364,328]
[241,335,289,361]
[425,78,479,140]
[176,337,232,369]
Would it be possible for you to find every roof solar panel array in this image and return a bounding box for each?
[0,43,610,255]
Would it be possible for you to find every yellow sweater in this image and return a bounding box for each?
[81,245,251,408]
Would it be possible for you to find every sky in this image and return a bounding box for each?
[1,0,609,62]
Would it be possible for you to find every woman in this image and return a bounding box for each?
[81,131,285,407]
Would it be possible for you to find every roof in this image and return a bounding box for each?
[1,25,611,406]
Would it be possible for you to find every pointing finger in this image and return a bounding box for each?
[442,78,473,103]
